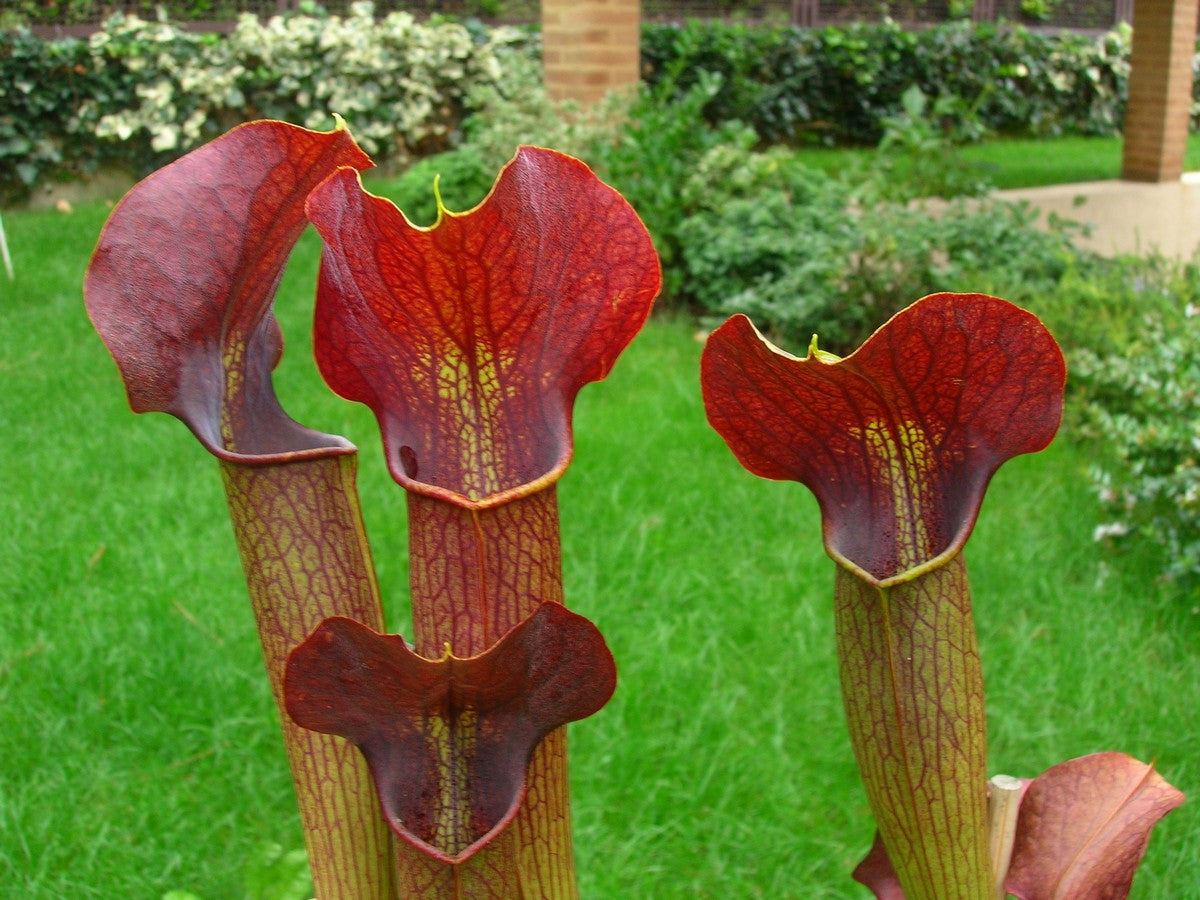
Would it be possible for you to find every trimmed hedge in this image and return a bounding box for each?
[0,4,531,201]
[1,10,1192,201]
[641,19,1135,146]
[1,1,532,27]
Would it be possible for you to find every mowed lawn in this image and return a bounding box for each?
[796,132,1200,189]
[0,188,1196,897]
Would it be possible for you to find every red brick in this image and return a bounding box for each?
[542,0,640,105]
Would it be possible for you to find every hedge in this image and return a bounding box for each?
[1,9,1193,201]
[0,3,530,201]
[641,19,1135,145]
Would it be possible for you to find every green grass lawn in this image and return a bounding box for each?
[963,134,1200,189]
[795,133,1200,190]
[1,195,1197,897]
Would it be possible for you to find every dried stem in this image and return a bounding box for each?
[988,774,1024,900]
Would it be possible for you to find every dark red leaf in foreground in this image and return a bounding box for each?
[305,146,661,507]
[701,294,1065,584]
[283,602,616,863]
[852,831,907,899]
[1006,752,1184,899]
[85,120,373,461]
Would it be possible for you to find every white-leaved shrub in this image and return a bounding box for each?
[75,2,529,170]
[1075,295,1200,587]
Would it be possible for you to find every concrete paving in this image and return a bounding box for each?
[995,173,1200,259]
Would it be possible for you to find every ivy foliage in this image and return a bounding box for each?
[1,0,531,27]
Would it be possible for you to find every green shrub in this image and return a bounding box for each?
[0,13,1166,201]
[1,13,1157,201]
[675,143,862,345]
[384,55,756,310]
[436,68,1077,342]
[671,135,1081,352]
[0,29,94,194]
[5,1,245,25]
[2,0,535,26]
[641,20,1135,146]
[865,83,992,201]
[78,15,224,168]
[0,3,533,200]
[1068,261,1200,586]
[223,4,525,158]
[970,246,1200,588]
[1021,253,1180,364]
[383,143,497,225]
[588,72,757,302]
[460,53,610,163]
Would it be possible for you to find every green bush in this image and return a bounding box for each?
[0,3,532,201]
[1067,261,1200,586]
[866,84,992,201]
[4,1,246,26]
[0,12,1163,201]
[384,143,497,225]
[2,0,536,26]
[78,15,224,167]
[458,51,621,168]
[395,61,1086,341]
[588,72,758,301]
[967,246,1200,588]
[670,134,1081,352]
[0,29,95,192]
[641,19,1135,146]
[675,143,862,345]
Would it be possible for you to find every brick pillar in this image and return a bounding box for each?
[542,0,641,105]
[1122,0,1199,182]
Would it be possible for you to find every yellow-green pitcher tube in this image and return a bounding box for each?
[222,455,398,900]
[835,554,990,900]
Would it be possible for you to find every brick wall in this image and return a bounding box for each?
[542,0,642,104]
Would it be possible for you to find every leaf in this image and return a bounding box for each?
[305,146,661,508]
[1005,752,1185,900]
[700,293,1066,584]
[283,601,617,864]
[85,121,396,898]
[849,754,1187,900]
[220,455,397,899]
[850,776,1033,900]
[852,831,907,899]
[836,556,991,899]
[85,119,373,462]
[701,293,1065,898]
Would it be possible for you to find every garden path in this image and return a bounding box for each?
[997,173,1200,259]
